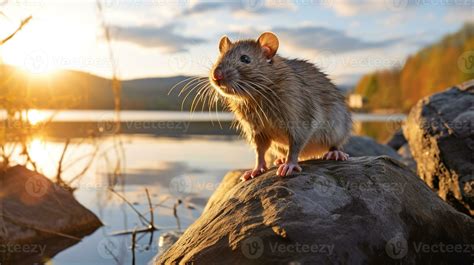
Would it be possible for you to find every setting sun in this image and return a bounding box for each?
[0,1,98,76]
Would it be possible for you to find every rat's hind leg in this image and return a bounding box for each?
[323,147,349,161]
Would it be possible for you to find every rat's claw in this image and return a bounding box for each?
[273,158,286,166]
[276,162,302,177]
[323,150,349,161]
[240,165,268,181]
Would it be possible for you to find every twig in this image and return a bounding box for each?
[66,145,100,186]
[173,199,182,232]
[0,15,32,46]
[108,188,150,226]
[131,228,136,265]
[145,188,154,227]
[56,139,70,184]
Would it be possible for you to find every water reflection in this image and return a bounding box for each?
[1,110,405,264]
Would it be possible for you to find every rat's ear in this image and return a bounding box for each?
[257,32,279,59]
[219,36,232,54]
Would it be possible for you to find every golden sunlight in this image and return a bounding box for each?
[1,2,95,76]
[27,109,47,125]
[26,137,56,178]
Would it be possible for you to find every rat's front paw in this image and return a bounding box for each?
[276,162,302,177]
[240,164,268,181]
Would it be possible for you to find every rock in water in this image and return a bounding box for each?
[0,165,102,263]
[156,157,473,265]
[403,80,474,216]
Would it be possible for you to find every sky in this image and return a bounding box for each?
[0,0,472,85]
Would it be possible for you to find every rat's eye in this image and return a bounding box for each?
[240,55,251,64]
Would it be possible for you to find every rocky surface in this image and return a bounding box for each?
[156,156,474,265]
[403,80,474,216]
[386,129,407,151]
[343,136,402,160]
[0,165,102,263]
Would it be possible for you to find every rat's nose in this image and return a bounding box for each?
[212,68,224,81]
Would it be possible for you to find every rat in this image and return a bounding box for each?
[209,32,352,181]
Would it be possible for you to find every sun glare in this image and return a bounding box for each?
[27,109,47,125]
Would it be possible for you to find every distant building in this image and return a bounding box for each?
[348,94,364,109]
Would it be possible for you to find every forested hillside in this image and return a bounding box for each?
[354,23,474,111]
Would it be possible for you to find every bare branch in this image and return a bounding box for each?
[0,15,32,46]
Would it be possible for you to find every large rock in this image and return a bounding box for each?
[386,129,407,151]
[0,165,102,263]
[343,136,402,160]
[403,81,474,216]
[156,157,473,265]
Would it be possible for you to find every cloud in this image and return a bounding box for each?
[444,7,474,23]
[182,0,293,16]
[228,26,403,54]
[110,23,206,53]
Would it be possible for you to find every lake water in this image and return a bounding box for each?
[2,110,406,264]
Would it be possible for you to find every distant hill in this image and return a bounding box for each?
[0,65,201,110]
[354,23,474,112]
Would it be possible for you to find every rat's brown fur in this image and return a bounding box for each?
[210,33,352,177]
